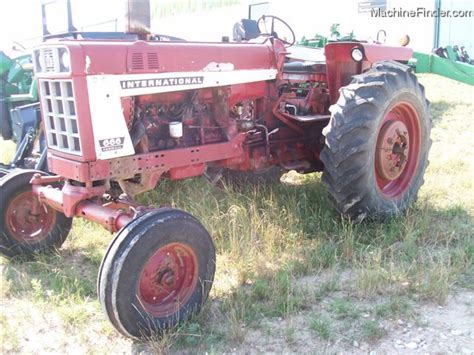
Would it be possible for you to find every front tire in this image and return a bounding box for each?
[320,61,431,220]
[0,170,72,257]
[98,208,216,339]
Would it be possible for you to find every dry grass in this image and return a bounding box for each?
[0,74,473,353]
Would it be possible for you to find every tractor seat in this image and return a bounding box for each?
[283,61,326,74]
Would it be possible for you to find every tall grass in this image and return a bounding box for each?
[0,74,473,352]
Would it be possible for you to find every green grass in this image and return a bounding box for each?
[374,296,414,319]
[361,320,386,341]
[0,74,473,352]
[330,297,361,319]
[309,314,332,340]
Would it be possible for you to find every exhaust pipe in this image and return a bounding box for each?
[124,0,151,36]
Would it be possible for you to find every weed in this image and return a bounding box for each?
[141,328,178,355]
[361,320,386,341]
[309,314,331,340]
[375,297,414,319]
[415,253,464,304]
[314,275,340,301]
[354,251,391,297]
[330,298,361,319]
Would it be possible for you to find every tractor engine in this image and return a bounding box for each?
[127,89,262,155]
[127,90,231,152]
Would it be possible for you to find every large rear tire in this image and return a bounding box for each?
[320,61,431,221]
[0,170,72,258]
[98,208,216,339]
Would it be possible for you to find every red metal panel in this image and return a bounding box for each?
[47,153,90,181]
[325,42,361,104]
[50,40,279,76]
[168,163,206,180]
[229,82,267,107]
[361,43,413,62]
[47,135,245,182]
[325,42,412,104]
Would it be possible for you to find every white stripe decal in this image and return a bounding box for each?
[90,69,278,97]
[86,69,276,160]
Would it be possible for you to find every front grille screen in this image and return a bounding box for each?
[40,79,81,155]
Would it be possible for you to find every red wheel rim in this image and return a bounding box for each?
[5,191,56,244]
[138,243,199,317]
[375,101,421,198]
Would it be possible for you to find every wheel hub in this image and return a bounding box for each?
[376,120,410,180]
[138,243,198,317]
[156,268,175,286]
[5,191,56,243]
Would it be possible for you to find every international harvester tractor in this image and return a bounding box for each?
[0,4,431,340]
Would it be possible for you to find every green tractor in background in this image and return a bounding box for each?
[0,50,43,173]
[0,52,36,105]
[298,24,355,48]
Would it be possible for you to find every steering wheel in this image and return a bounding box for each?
[257,15,296,47]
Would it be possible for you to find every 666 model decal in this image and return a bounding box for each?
[99,137,125,152]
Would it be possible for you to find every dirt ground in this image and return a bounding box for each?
[1,268,472,354]
[239,289,474,354]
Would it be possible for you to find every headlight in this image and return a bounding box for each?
[351,47,364,62]
[59,48,70,72]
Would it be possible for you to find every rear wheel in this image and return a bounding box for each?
[98,208,215,339]
[0,170,72,257]
[320,61,431,220]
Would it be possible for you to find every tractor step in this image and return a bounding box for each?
[287,114,330,123]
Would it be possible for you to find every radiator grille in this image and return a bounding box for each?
[40,80,81,155]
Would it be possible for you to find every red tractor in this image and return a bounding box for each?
[0,12,430,339]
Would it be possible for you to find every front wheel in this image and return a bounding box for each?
[320,61,431,221]
[0,170,72,257]
[98,208,216,339]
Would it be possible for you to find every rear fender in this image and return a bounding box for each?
[325,42,413,104]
